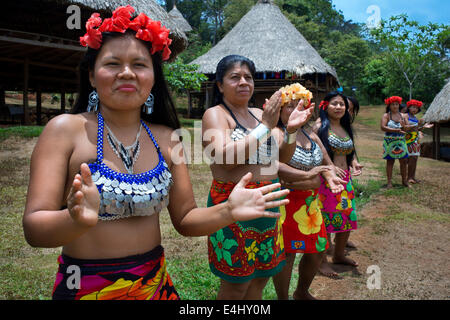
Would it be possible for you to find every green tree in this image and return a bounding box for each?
[360,56,388,104]
[322,34,371,96]
[163,59,208,94]
[371,14,448,100]
[223,0,257,34]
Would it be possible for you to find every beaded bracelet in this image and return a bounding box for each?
[250,123,271,143]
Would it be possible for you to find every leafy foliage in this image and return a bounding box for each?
[163,59,208,94]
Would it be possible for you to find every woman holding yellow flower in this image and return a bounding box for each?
[272,84,345,300]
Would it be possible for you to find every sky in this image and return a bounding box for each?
[332,0,450,26]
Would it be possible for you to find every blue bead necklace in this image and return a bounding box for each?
[88,112,173,220]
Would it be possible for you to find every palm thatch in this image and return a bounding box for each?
[423,81,450,123]
[50,0,188,58]
[191,0,337,79]
[169,5,193,33]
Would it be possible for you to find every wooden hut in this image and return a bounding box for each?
[422,81,450,160]
[187,0,338,118]
[0,0,187,125]
[169,4,193,33]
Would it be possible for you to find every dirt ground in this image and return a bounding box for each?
[1,108,449,300]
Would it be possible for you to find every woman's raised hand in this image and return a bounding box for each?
[227,172,289,221]
[67,163,100,228]
[286,100,314,133]
[262,90,282,129]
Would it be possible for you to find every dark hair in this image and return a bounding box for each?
[71,30,180,129]
[347,96,359,123]
[317,91,355,169]
[385,101,402,114]
[210,55,256,107]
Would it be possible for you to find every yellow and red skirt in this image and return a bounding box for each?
[279,188,329,254]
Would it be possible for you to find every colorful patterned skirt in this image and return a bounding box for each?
[207,179,285,283]
[383,134,409,160]
[52,245,180,300]
[279,188,329,254]
[318,171,357,234]
[405,131,421,157]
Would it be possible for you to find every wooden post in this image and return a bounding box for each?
[205,88,210,111]
[315,73,319,105]
[36,86,42,125]
[187,91,192,119]
[60,90,66,113]
[0,86,5,108]
[23,58,30,125]
[433,123,441,160]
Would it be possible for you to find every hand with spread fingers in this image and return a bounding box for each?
[262,90,283,129]
[227,172,289,221]
[285,100,314,133]
[67,163,100,228]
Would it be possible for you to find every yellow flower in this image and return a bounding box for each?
[336,190,352,211]
[245,241,260,262]
[293,200,323,235]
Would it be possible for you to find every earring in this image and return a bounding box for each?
[143,93,154,115]
[87,90,99,112]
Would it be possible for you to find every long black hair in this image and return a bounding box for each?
[347,96,360,123]
[210,54,256,107]
[71,30,180,129]
[317,91,355,169]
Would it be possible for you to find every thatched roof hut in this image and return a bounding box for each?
[187,0,338,117]
[0,0,187,125]
[169,5,193,33]
[422,81,450,160]
[423,81,450,124]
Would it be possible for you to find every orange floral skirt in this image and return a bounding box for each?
[52,245,179,300]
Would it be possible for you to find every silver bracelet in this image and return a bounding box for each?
[250,123,270,142]
[284,128,297,144]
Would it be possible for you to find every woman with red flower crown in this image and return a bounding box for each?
[381,96,411,188]
[404,99,434,184]
[22,6,290,300]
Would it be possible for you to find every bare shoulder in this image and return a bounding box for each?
[44,113,88,133]
[38,113,93,146]
[203,105,227,120]
[249,107,263,119]
[202,105,233,128]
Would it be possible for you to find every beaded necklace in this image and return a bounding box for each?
[104,120,142,174]
[88,112,173,220]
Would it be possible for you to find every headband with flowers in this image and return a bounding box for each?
[280,83,313,109]
[319,100,329,110]
[407,99,423,108]
[384,96,402,106]
[79,5,172,61]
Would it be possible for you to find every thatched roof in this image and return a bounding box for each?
[50,0,188,58]
[191,0,337,79]
[423,81,450,123]
[169,5,193,33]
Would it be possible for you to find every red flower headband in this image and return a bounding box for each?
[79,5,172,61]
[319,100,329,110]
[407,99,423,108]
[384,96,402,106]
